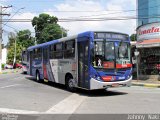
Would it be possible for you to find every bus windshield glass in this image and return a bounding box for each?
[115,42,129,58]
[105,42,115,61]
[115,42,130,65]
[92,33,131,69]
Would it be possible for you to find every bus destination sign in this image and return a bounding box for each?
[94,32,128,40]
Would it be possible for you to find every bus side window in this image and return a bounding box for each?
[27,51,29,62]
[32,48,42,60]
[64,40,75,59]
[33,49,37,60]
[54,43,63,59]
[49,44,54,59]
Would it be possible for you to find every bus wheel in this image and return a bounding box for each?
[66,77,76,92]
[36,71,42,83]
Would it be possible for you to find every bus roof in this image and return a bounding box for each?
[27,35,77,51]
[27,31,93,51]
[27,31,129,51]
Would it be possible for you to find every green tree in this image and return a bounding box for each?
[17,29,34,49]
[32,13,67,44]
[130,34,137,41]
[7,30,34,64]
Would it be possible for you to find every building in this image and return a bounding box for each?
[138,0,160,26]
[136,0,160,75]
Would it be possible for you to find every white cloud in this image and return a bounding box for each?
[0,0,10,7]
[3,0,136,45]
[51,0,136,36]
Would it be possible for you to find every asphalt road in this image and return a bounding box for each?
[0,72,72,113]
[0,72,160,119]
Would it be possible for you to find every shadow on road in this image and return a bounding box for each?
[25,76,67,90]
[76,89,128,97]
[25,76,128,97]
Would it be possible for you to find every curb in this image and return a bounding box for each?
[0,70,20,75]
[132,82,160,88]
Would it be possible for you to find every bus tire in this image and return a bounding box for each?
[66,75,76,92]
[36,71,43,83]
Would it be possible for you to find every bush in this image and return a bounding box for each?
[1,64,5,69]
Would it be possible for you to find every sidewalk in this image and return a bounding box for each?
[132,78,160,88]
[0,69,21,74]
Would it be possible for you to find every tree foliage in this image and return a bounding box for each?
[130,34,137,41]
[32,13,67,44]
[7,30,34,64]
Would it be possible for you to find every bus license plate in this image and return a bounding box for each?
[112,83,119,87]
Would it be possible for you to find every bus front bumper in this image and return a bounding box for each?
[90,76,132,90]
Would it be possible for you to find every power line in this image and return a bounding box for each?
[6,2,159,20]
[1,15,160,23]
[2,7,24,28]
[2,23,19,31]
[9,3,156,21]
[11,5,25,15]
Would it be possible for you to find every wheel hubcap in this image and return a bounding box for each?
[69,79,74,88]
[37,74,39,81]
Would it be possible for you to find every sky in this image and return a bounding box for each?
[1,0,136,45]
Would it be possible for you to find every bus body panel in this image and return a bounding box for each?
[32,59,43,79]
[42,46,49,80]
[43,57,55,82]
[90,76,132,90]
[49,59,77,85]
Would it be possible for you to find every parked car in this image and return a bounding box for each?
[5,64,13,69]
[15,63,23,68]
[22,63,27,74]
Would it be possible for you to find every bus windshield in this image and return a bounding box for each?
[105,42,115,61]
[92,40,130,69]
[115,42,131,65]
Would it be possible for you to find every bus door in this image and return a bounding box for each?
[78,38,90,89]
[43,47,49,79]
[29,51,33,75]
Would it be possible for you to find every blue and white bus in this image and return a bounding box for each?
[26,31,132,91]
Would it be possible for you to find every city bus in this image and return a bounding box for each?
[26,31,132,91]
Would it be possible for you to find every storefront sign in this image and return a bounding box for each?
[137,42,160,48]
[137,22,160,41]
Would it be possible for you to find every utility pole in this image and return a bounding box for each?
[134,49,139,80]
[0,6,11,73]
[13,33,16,68]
